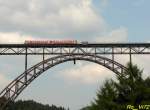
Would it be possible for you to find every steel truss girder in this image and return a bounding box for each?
[0,54,127,109]
[0,43,150,55]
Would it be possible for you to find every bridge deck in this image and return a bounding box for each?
[0,43,150,47]
[0,43,150,55]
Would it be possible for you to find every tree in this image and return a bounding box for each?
[82,63,150,110]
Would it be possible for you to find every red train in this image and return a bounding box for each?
[24,40,88,45]
[25,40,78,45]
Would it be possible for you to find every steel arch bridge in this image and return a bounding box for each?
[0,43,150,109]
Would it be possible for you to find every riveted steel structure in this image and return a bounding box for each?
[0,43,150,109]
[0,43,150,55]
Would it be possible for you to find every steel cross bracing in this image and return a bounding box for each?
[0,43,150,55]
[0,43,150,110]
[0,54,128,109]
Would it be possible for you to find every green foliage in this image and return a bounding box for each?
[82,63,150,110]
[5,100,69,110]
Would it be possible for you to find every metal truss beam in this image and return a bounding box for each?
[0,54,127,109]
[0,43,150,55]
[1,43,150,109]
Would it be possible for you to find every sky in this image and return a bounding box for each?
[0,0,150,110]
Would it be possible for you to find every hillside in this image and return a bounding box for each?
[5,100,69,110]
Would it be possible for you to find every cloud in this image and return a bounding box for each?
[53,25,127,85]
[0,32,34,43]
[0,1,149,110]
[0,0,106,39]
[94,27,128,42]
[0,0,129,85]
[57,54,150,84]
[0,27,128,44]
[0,0,128,84]
[56,27,128,84]
[58,62,115,84]
[132,55,150,78]
[0,0,128,42]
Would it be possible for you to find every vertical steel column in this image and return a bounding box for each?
[73,47,76,64]
[43,48,45,71]
[95,47,96,61]
[74,59,76,64]
[25,47,27,83]
[112,47,114,70]
[60,47,62,55]
[129,47,132,65]
[95,47,96,55]
[104,47,105,65]
[129,47,133,74]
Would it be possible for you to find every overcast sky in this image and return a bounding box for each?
[0,0,150,110]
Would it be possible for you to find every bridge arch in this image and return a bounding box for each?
[0,54,127,109]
